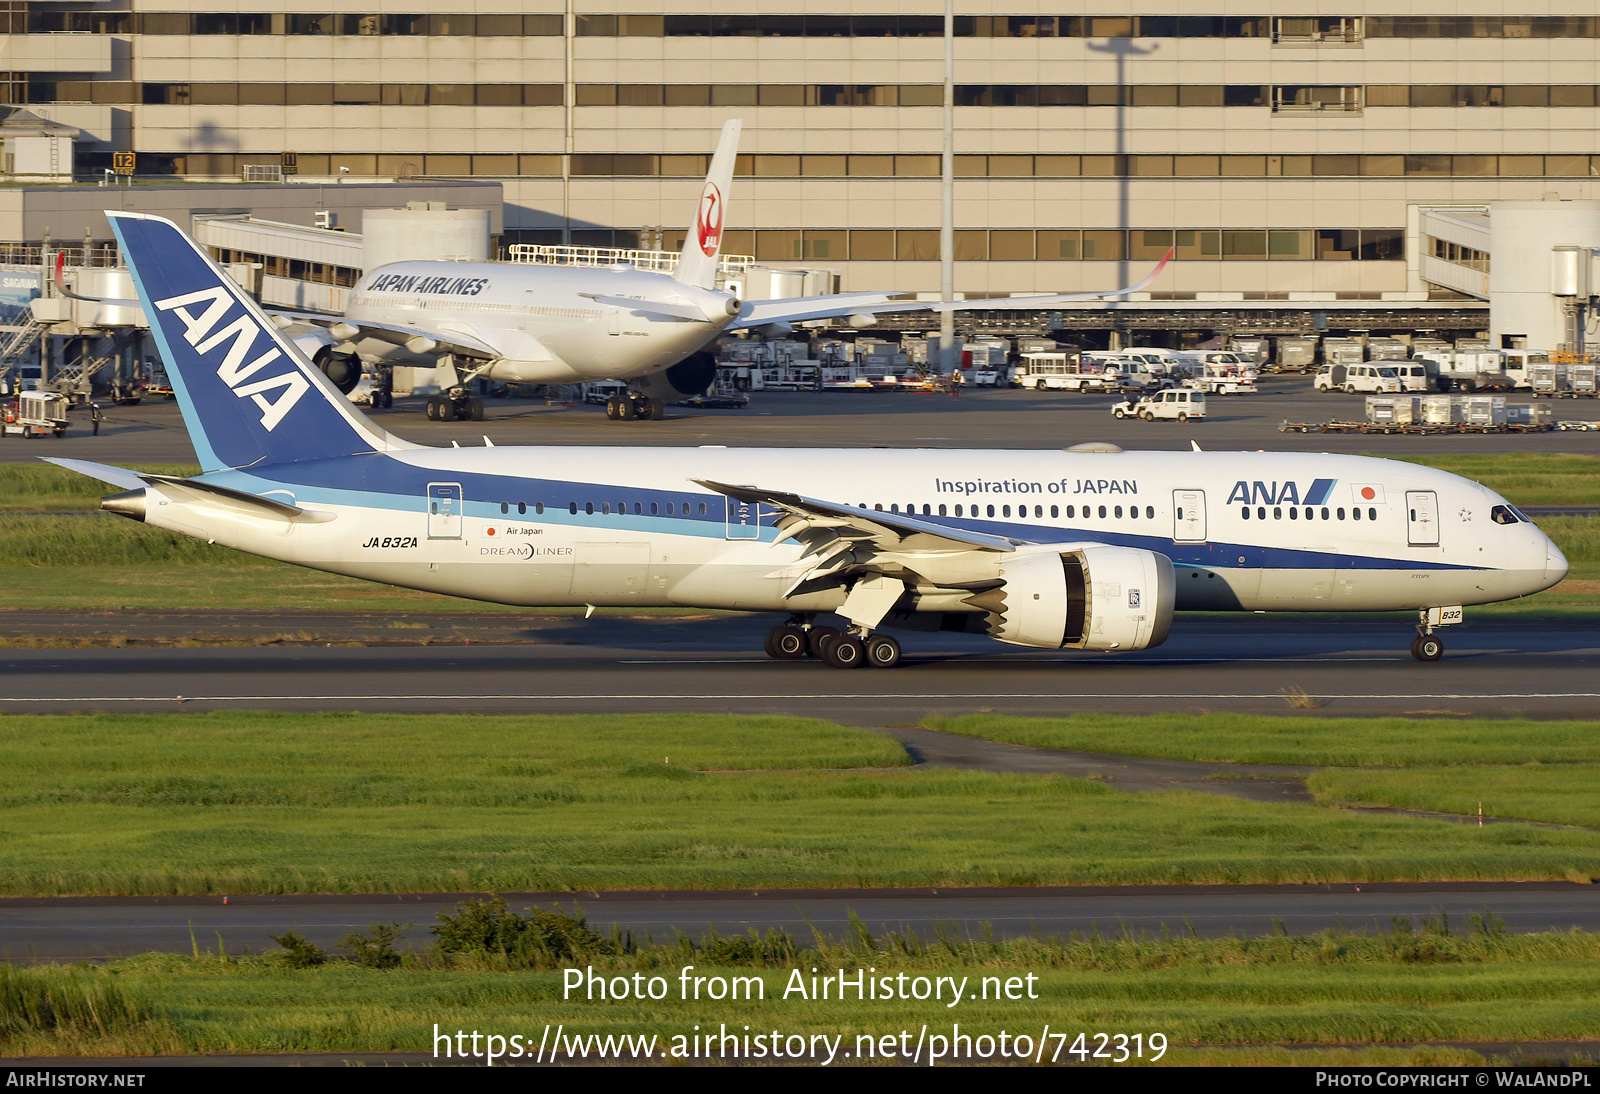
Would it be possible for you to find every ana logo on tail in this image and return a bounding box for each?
[153,285,309,431]
[696,182,723,257]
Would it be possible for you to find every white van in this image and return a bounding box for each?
[1315,364,1402,394]
[1112,388,1206,421]
[1395,362,1431,392]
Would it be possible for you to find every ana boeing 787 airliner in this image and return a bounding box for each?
[51,212,1566,667]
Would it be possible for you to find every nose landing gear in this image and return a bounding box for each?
[1411,633,1444,662]
[1411,606,1458,661]
[761,618,902,669]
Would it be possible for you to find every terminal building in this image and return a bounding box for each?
[5,3,1600,351]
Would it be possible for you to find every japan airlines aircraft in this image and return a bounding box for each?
[284,120,1172,424]
[54,212,1566,668]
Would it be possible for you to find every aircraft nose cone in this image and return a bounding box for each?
[1546,537,1570,586]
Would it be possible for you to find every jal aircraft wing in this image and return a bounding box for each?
[725,250,1173,329]
[267,308,505,359]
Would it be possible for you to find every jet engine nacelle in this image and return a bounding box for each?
[632,351,719,403]
[967,544,1175,651]
[289,329,362,394]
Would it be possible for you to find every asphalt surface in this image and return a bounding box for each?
[11,378,1600,463]
[3,882,1597,963]
[1,614,1594,719]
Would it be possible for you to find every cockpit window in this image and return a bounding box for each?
[1490,504,1521,525]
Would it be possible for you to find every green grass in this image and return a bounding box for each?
[925,714,1600,833]
[922,713,1600,768]
[1393,453,1600,506]
[1312,766,1600,830]
[5,929,1600,1061]
[1,713,1598,896]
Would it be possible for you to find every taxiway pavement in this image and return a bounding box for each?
[3,883,1597,962]
[1,615,1594,719]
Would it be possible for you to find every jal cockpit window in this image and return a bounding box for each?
[1490,505,1520,525]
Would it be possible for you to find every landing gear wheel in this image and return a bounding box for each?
[638,397,665,421]
[468,397,484,422]
[606,395,634,421]
[425,397,441,420]
[865,634,901,669]
[824,634,865,669]
[1412,634,1443,662]
[807,625,841,658]
[765,624,808,660]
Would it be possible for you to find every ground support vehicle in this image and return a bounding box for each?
[1182,366,1256,395]
[1281,420,1555,435]
[0,390,68,438]
[1315,364,1403,394]
[1556,420,1600,430]
[1014,352,1119,391]
[1111,388,1206,421]
[582,381,630,405]
[1531,360,1598,398]
[1270,336,1317,373]
[1414,350,1519,392]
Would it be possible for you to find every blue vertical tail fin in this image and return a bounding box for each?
[108,211,416,472]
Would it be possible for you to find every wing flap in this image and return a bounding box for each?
[730,250,1172,328]
[270,310,502,358]
[694,478,1017,553]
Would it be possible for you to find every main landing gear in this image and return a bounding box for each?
[425,394,483,421]
[763,616,901,669]
[605,393,666,421]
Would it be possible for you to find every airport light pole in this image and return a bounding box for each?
[939,0,955,374]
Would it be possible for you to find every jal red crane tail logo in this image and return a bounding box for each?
[696,182,723,257]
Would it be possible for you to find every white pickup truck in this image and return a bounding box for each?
[1111,388,1206,422]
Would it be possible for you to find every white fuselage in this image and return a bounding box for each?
[344,261,734,384]
[155,449,1564,620]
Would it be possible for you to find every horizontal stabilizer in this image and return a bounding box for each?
[40,456,147,491]
[581,294,711,322]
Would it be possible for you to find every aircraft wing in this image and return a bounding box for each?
[728,292,903,330]
[267,309,504,359]
[696,478,1026,607]
[695,479,1019,554]
[727,250,1172,328]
